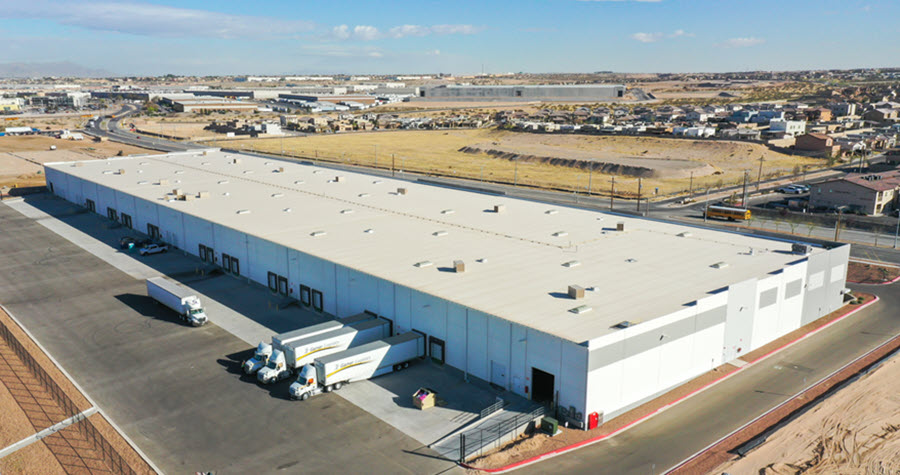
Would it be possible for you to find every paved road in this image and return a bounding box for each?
[517,283,900,475]
[0,204,454,474]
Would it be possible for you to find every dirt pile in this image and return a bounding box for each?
[458,146,659,177]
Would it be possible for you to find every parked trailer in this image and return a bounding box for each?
[257,318,391,384]
[290,332,425,400]
[242,314,375,374]
[146,277,208,326]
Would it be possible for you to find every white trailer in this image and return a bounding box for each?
[290,332,425,400]
[242,313,375,374]
[257,317,391,384]
[146,277,208,326]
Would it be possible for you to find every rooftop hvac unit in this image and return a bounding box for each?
[172,188,182,195]
[183,194,195,201]
[568,285,585,300]
[453,260,466,273]
[792,243,813,255]
[278,167,284,173]
[335,175,345,182]
[118,169,126,175]
[74,162,84,167]
[397,187,408,195]
[494,204,506,213]
[197,191,210,199]
[158,179,169,185]
[616,222,625,231]
[232,158,241,164]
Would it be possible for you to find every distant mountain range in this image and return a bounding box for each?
[0,61,116,78]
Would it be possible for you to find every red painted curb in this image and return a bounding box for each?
[847,274,900,285]
[460,296,881,474]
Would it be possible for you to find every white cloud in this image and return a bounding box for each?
[631,32,663,43]
[332,25,350,40]
[388,24,483,39]
[353,25,380,41]
[1,1,315,39]
[368,51,384,58]
[721,37,766,48]
[670,29,694,38]
[428,49,441,56]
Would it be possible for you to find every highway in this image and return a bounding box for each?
[83,104,197,152]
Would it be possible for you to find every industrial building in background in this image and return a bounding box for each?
[44,150,848,429]
[418,84,626,101]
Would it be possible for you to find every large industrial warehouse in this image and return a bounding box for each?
[419,84,626,101]
[44,150,849,428]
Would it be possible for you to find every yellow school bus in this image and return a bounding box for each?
[705,205,751,221]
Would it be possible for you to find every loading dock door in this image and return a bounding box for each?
[491,361,507,388]
[429,336,445,365]
[531,367,555,405]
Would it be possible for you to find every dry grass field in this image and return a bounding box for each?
[215,129,822,197]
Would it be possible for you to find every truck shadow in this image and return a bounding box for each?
[113,293,188,327]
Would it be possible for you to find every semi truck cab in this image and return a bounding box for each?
[289,364,322,400]
[257,350,289,384]
[242,342,273,374]
[185,298,208,326]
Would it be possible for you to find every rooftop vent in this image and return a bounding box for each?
[236,209,251,215]
[711,261,729,269]
[562,260,581,268]
[218,180,229,185]
[372,180,382,184]
[140,161,149,165]
[201,162,211,166]
[494,204,506,213]
[625,258,637,263]
[137,181,149,185]
[677,232,693,237]
[568,285,585,300]
[243,170,254,174]
[476,258,488,263]
[616,222,625,231]
[545,209,558,215]
[552,231,568,237]
[272,193,284,198]
[791,243,812,255]
[364,228,375,234]
[223,192,230,196]
[340,209,354,214]
[283,208,292,212]
[570,305,592,315]
[265,162,273,166]
[73,162,84,167]
[313,170,323,174]
[613,321,633,329]
[414,260,433,268]
[358,193,370,198]
[232,158,241,164]
[432,230,448,237]
[174,170,185,174]
[310,231,327,237]
[294,180,304,185]
[441,209,455,215]
[335,176,345,182]
[397,188,408,195]
[454,260,466,273]
[102,170,114,175]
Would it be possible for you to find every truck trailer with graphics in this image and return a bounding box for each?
[241,313,375,374]
[257,317,391,384]
[289,332,425,400]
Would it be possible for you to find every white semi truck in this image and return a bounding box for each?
[146,277,208,326]
[241,313,376,375]
[289,332,425,400]
[257,317,391,384]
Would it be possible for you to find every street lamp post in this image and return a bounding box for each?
[894,208,900,249]
[704,187,711,223]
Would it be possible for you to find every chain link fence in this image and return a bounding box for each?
[0,319,137,475]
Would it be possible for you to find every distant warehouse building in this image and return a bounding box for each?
[44,150,849,429]
[171,98,258,113]
[418,84,626,101]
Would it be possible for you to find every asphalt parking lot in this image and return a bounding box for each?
[0,201,456,474]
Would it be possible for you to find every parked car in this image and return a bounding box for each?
[139,243,168,256]
[119,236,137,249]
[792,184,810,192]
[777,185,805,194]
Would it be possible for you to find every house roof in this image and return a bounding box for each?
[839,172,900,191]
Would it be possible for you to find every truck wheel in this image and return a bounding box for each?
[300,393,309,401]
[324,385,331,392]
[334,382,343,391]
[403,362,409,369]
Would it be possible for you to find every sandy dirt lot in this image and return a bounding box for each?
[714,354,900,475]
[847,261,900,284]
[0,135,158,188]
[223,129,820,197]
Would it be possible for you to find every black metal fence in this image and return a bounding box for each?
[459,406,546,462]
[0,319,137,475]
[479,399,504,419]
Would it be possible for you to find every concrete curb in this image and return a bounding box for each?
[0,407,98,459]
[460,296,881,474]
[0,304,163,475]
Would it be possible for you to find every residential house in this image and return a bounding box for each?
[862,108,898,123]
[769,119,807,137]
[809,171,900,215]
[795,133,841,156]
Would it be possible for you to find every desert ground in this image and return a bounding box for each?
[0,135,159,188]
[714,354,900,475]
[217,129,821,197]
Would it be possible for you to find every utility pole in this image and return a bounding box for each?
[610,176,615,210]
[587,164,593,196]
[688,171,694,201]
[374,145,378,168]
[391,154,395,177]
[756,156,765,191]
[741,170,749,208]
[835,208,843,241]
[637,177,642,213]
[514,159,519,187]
[704,188,710,223]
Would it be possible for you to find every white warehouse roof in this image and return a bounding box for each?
[47,150,825,344]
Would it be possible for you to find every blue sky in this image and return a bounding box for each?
[0,0,894,76]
